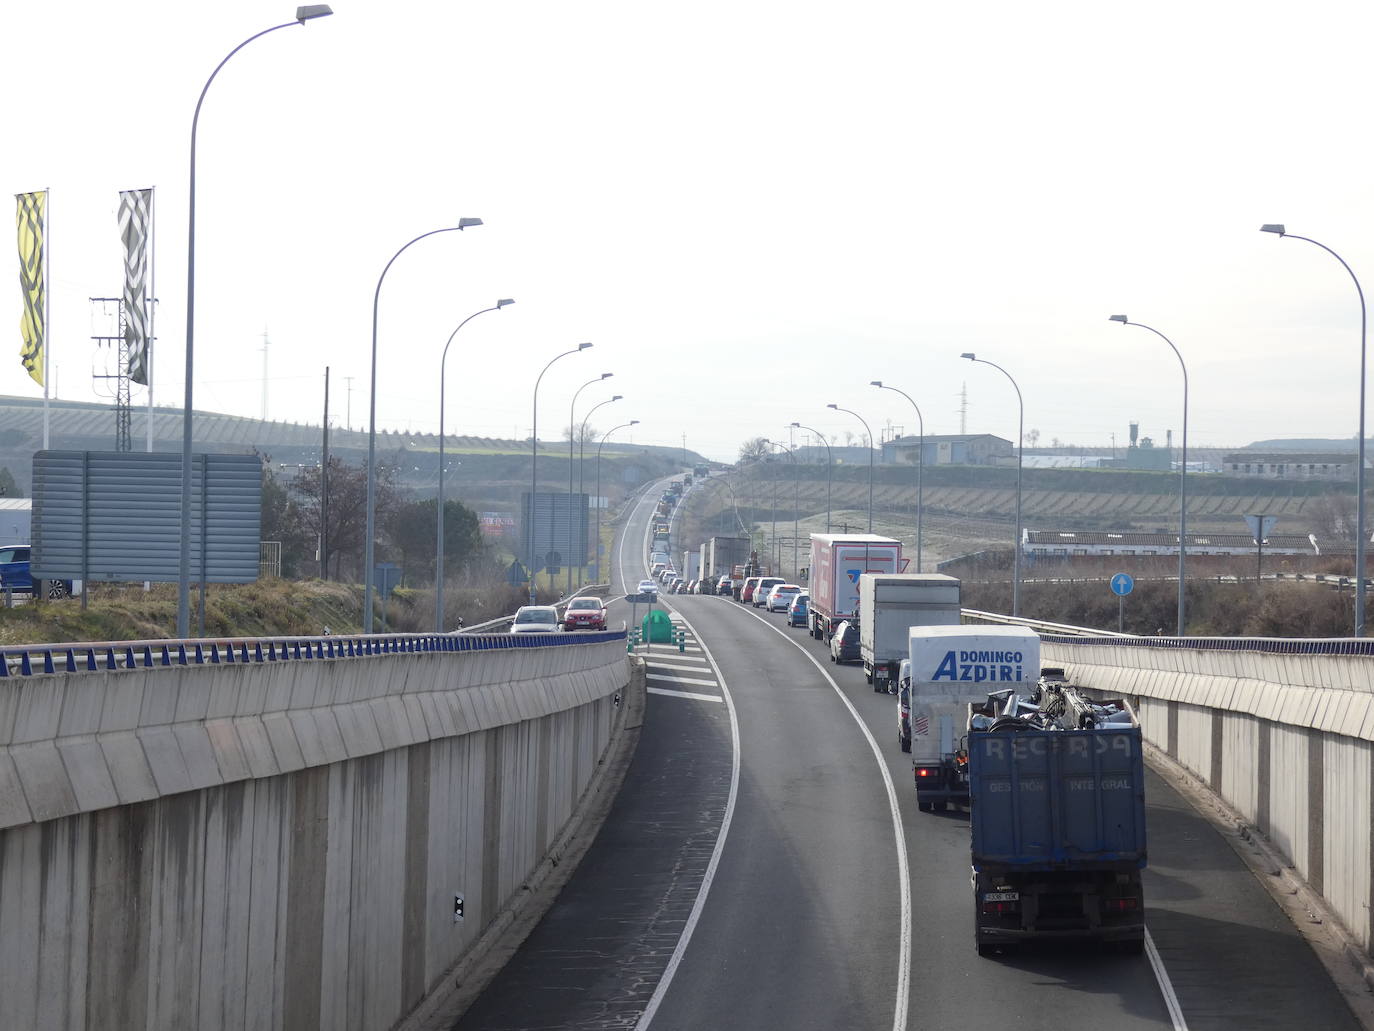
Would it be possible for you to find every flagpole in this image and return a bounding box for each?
[147,187,156,452]
[42,188,50,450]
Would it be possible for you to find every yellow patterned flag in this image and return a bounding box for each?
[16,191,46,387]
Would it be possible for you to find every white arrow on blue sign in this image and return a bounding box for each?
[1110,572,1134,596]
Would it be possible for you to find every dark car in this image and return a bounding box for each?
[0,544,73,599]
[829,620,861,664]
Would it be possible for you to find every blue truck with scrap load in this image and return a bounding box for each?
[967,673,1147,956]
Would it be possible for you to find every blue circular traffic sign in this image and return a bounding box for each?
[1110,572,1134,596]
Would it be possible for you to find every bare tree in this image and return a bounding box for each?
[1307,490,1357,545]
[738,436,770,462]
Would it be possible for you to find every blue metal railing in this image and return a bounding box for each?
[0,628,628,678]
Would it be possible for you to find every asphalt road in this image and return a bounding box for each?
[453,478,1362,1031]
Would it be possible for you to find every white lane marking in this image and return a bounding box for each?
[643,662,708,679]
[735,605,911,1031]
[646,672,721,687]
[647,687,724,704]
[1145,927,1189,1030]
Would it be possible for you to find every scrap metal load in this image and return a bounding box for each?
[971,669,1137,733]
[967,669,1147,957]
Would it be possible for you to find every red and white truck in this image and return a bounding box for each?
[806,533,906,641]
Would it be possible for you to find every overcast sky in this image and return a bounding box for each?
[3,0,1372,463]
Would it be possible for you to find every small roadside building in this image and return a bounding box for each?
[1222,452,1357,480]
[881,433,1013,467]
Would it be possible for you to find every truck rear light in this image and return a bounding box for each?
[915,767,937,779]
[981,900,1018,916]
[1105,897,1138,912]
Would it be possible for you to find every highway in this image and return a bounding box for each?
[453,480,1362,1031]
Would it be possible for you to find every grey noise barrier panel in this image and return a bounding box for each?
[31,449,262,583]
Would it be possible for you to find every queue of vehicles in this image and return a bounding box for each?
[681,529,1146,957]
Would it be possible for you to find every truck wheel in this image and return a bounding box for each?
[918,801,932,813]
[932,801,948,813]
[900,736,910,753]
[1112,937,1145,956]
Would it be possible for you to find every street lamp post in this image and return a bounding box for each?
[1108,318,1188,636]
[792,422,832,533]
[960,353,1024,617]
[871,381,925,572]
[827,404,875,532]
[594,420,639,583]
[568,373,613,596]
[435,299,513,632]
[180,4,334,639]
[363,217,484,633]
[1261,224,1368,636]
[768,440,800,577]
[530,343,592,603]
[578,393,622,586]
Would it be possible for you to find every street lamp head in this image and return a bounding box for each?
[870,380,883,388]
[457,217,483,230]
[610,394,623,401]
[1108,314,1128,324]
[960,352,976,361]
[496,298,515,308]
[1260,224,1286,236]
[577,342,593,350]
[790,421,802,428]
[295,4,333,21]
[826,403,839,410]
[600,372,614,380]
[629,419,640,426]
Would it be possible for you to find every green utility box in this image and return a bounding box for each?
[641,609,675,643]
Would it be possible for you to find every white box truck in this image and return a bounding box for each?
[906,625,1040,812]
[858,573,961,691]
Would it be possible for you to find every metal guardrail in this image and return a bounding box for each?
[961,608,1134,639]
[0,626,628,678]
[962,607,1374,656]
[458,583,614,634]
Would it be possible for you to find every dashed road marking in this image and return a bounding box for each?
[647,687,723,704]
[647,672,721,687]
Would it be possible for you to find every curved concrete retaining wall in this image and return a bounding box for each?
[1044,636,1374,955]
[0,632,630,1030]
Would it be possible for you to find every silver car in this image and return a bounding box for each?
[510,605,560,633]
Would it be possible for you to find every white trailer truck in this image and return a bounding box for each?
[906,624,1041,812]
[858,573,962,691]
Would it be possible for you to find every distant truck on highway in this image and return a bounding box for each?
[906,625,1040,812]
[967,671,1146,956]
[806,533,905,641]
[857,573,961,690]
[704,536,750,581]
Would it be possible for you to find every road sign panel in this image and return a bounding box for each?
[1110,572,1134,596]
[1244,514,1277,542]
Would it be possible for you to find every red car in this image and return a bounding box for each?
[562,597,608,630]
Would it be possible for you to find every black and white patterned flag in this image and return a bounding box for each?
[118,188,152,385]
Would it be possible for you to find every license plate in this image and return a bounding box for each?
[876,669,889,678]
[983,891,1019,902]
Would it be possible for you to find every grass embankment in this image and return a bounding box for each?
[963,578,1352,637]
[0,578,557,646]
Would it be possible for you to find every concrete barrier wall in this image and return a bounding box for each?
[1045,638,1374,955]
[0,635,631,1031]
